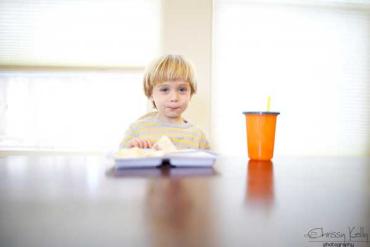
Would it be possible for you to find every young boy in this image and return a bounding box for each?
[120,54,210,150]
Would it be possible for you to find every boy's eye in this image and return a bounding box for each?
[178,87,188,93]
[159,87,169,92]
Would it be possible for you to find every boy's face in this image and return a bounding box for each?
[151,80,191,123]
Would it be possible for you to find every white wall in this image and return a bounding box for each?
[160,0,213,140]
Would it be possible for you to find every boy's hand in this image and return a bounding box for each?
[127,138,153,149]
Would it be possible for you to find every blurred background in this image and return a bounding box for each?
[0,0,369,156]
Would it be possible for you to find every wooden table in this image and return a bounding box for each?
[0,154,369,247]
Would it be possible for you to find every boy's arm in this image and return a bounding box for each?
[119,126,136,149]
[119,125,153,149]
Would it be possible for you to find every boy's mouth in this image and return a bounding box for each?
[167,106,181,111]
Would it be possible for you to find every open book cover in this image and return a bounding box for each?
[107,166,217,178]
[114,136,217,169]
[114,149,217,169]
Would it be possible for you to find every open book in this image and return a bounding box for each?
[114,149,217,169]
[114,136,216,169]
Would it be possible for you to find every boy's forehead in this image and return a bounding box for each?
[156,80,190,86]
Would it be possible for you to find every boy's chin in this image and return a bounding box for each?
[163,112,182,120]
[164,110,183,117]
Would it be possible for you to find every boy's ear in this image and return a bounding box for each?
[149,96,157,109]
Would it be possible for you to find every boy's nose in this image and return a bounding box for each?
[169,91,179,101]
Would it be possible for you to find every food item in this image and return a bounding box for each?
[152,136,177,152]
[115,147,163,158]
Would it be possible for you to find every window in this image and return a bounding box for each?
[0,0,160,67]
[0,0,160,151]
[0,72,148,151]
[213,0,370,156]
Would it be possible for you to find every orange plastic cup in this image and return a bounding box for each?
[243,112,280,160]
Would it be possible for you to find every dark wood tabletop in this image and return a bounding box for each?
[0,154,369,247]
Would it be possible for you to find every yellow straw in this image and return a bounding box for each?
[266,96,271,111]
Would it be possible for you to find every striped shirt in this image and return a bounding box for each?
[120,112,210,150]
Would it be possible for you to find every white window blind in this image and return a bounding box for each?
[0,0,160,151]
[0,0,160,67]
[0,72,148,151]
[213,0,370,156]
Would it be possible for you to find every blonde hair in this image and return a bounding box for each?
[143,54,197,98]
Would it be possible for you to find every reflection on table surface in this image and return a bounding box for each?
[246,160,274,206]
[0,154,369,247]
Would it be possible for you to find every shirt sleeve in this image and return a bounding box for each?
[119,125,137,149]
